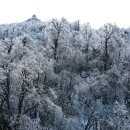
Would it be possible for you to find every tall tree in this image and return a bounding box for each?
[45,18,70,60]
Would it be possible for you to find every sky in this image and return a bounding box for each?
[0,0,130,28]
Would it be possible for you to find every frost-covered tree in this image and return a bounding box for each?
[113,101,130,130]
[45,18,70,60]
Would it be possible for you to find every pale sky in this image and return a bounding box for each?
[0,0,130,28]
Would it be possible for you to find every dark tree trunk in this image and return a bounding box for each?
[85,109,95,130]
[2,119,12,130]
[104,40,108,71]
[4,71,11,125]
[54,39,58,60]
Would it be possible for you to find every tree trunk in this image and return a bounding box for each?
[54,39,58,60]
[2,119,12,130]
[104,40,108,71]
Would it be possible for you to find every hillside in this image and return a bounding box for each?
[0,15,130,130]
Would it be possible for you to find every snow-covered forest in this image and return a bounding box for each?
[1,15,130,130]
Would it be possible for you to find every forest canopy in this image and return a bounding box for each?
[0,15,130,130]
